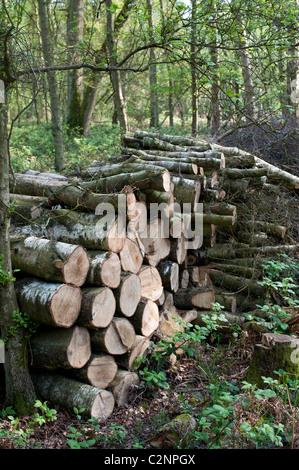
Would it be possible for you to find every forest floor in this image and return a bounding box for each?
[0,329,298,451]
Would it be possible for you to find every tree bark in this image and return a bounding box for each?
[30,326,91,369]
[37,0,65,171]
[11,236,90,286]
[0,99,36,414]
[66,0,85,129]
[31,373,115,419]
[76,286,116,329]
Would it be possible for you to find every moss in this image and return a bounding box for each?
[245,343,299,388]
[11,392,35,417]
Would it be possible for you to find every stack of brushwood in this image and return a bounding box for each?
[8,130,299,419]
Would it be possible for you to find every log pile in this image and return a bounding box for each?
[8,130,299,418]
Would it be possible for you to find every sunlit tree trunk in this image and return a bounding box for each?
[209,2,221,135]
[106,0,128,133]
[238,26,257,121]
[146,0,159,128]
[37,0,65,171]
[191,0,198,136]
[66,0,85,129]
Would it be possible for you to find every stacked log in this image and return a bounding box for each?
[8,130,299,418]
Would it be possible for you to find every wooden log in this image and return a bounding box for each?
[168,235,187,265]
[77,287,116,329]
[165,153,225,170]
[119,233,144,274]
[81,168,171,193]
[245,333,299,387]
[203,202,237,218]
[15,278,82,328]
[139,217,171,266]
[242,220,287,239]
[203,243,299,260]
[192,311,245,332]
[213,287,237,314]
[86,251,121,288]
[138,266,163,302]
[31,373,115,419]
[129,298,160,337]
[150,414,197,449]
[117,335,150,370]
[173,287,215,310]
[11,236,90,287]
[191,212,235,226]
[114,273,141,317]
[46,209,125,253]
[109,369,139,406]
[179,269,190,289]
[11,203,44,224]
[224,155,256,168]
[157,260,179,293]
[10,193,50,207]
[254,156,299,192]
[202,262,260,279]
[171,176,201,212]
[30,326,91,369]
[208,269,264,297]
[130,156,198,175]
[219,167,268,179]
[134,131,211,150]
[90,318,136,355]
[203,188,226,200]
[69,353,118,388]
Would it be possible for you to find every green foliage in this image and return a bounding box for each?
[10,123,122,173]
[0,401,57,449]
[1,308,39,344]
[0,255,18,286]
[244,255,299,334]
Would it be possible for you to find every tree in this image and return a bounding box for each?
[37,0,65,171]
[66,0,85,129]
[0,12,36,414]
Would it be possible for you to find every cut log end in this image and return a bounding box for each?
[67,326,91,368]
[51,284,82,328]
[62,246,90,287]
[101,252,121,288]
[91,389,115,418]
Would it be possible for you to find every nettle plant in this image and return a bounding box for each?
[245,255,299,333]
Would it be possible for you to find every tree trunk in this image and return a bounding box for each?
[173,287,215,310]
[191,0,198,135]
[117,335,150,370]
[66,0,85,129]
[106,0,128,133]
[146,0,159,128]
[37,0,65,171]
[0,100,36,414]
